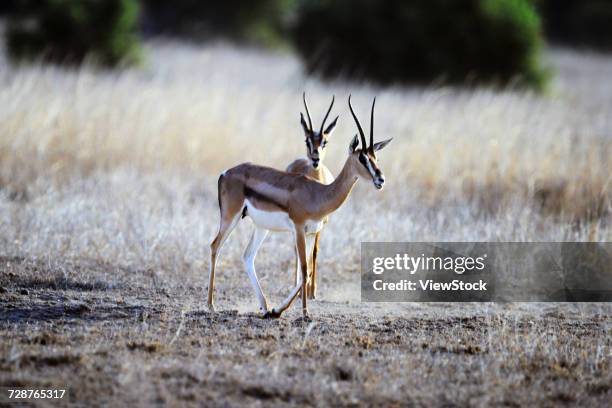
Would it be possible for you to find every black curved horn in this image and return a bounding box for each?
[348,95,367,150]
[369,97,376,151]
[319,95,335,134]
[302,92,313,132]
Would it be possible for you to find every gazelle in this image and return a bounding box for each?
[208,95,392,318]
[286,93,337,299]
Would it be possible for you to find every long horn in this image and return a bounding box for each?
[319,95,335,134]
[369,97,376,151]
[303,92,313,132]
[348,95,367,149]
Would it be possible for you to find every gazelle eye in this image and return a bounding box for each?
[322,141,328,147]
[358,153,368,166]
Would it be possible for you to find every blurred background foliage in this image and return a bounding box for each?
[5,0,142,66]
[291,0,546,90]
[2,0,612,88]
[538,0,612,51]
[140,0,293,48]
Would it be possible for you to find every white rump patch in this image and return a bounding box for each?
[305,219,325,234]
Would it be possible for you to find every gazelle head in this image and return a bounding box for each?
[300,92,338,169]
[348,95,393,190]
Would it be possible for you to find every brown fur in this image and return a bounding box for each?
[209,97,390,318]
[287,158,334,184]
[209,148,385,318]
[286,158,333,298]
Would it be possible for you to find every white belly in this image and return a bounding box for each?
[245,200,293,232]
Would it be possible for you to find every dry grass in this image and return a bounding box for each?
[0,42,610,268]
[0,40,611,406]
[1,43,611,221]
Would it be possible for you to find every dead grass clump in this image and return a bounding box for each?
[18,353,82,367]
[422,343,483,355]
[457,173,611,221]
[25,332,63,346]
[126,341,163,353]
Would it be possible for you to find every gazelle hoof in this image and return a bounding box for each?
[306,282,317,300]
[262,309,282,319]
[207,303,216,312]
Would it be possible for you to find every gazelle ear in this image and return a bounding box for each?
[372,138,393,152]
[323,115,339,136]
[300,113,310,134]
[349,134,360,153]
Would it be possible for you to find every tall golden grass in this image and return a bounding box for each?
[0,42,610,280]
[1,43,609,218]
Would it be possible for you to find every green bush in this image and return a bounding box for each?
[142,0,293,48]
[291,0,548,90]
[538,0,612,50]
[6,0,142,66]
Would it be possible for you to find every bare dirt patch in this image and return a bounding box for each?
[0,257,609,406]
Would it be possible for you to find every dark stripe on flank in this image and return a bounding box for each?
[244,186,288,211]
[217,174,224,212]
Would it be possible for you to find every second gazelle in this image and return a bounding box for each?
[208,95,392,318]
[286,93,337,299]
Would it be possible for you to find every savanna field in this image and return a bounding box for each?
[0,40,611,406]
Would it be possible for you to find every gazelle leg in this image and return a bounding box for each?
[268,274,303,317]
[268,224,309,318]
[304,234,314,297]
[208,210,242,311]
[298,227,309,318]
[291,245,300,286]
[293,235,313,286]
[242,228,270,313]
[308,232,321,300]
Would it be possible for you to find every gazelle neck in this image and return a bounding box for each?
[318,156,360,215]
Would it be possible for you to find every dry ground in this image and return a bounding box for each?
[0,41,610,406]
[1,256,610,407]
